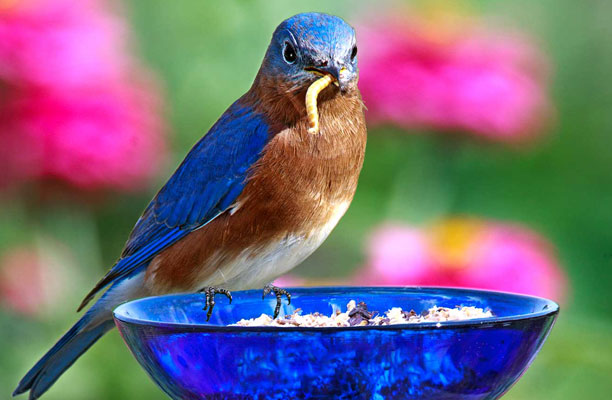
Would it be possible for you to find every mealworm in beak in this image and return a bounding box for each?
[306,75,333,134]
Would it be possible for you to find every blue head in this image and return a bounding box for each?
[259,13,358,94]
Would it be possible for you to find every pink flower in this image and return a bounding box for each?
[2,82,164,190]
[362,226,430,283]
[273,275,307,288]
[456,223,566,302]
[357,219,567,302]
[0,244,69,316]
[0,0,166,191]
[357,13,553,141]
[0,0,129,90]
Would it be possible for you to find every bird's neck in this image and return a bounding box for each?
[245,72,360,129]
[245,73,303,126]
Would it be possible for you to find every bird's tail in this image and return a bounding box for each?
[13,311,115,399]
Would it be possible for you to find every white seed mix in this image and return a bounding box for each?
[232,300,493,327]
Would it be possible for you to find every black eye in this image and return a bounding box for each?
[283,42,297,64]
[350,45,358,61]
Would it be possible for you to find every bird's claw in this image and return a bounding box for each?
[199,287,232,321]
[262,284,291,319]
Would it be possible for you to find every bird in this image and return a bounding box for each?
[13,12,366,399]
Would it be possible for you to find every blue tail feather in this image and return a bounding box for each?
[13,314,115,399]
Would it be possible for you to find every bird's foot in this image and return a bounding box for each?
[262,284,291,319]
[198,287,232,321]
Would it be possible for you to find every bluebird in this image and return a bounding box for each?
[14,12,366,399]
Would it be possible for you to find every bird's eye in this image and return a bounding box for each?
[283,42,297,64]
[350,45,358,61]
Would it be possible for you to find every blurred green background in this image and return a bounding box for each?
[1,0,611,398]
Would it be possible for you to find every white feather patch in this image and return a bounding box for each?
[194,200,351,290]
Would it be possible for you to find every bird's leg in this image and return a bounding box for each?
[262,284,291,319]
[198,287,232,321]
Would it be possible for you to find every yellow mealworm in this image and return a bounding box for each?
[306,74,333,134]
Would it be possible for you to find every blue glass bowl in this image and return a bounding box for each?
[113,287,558,400]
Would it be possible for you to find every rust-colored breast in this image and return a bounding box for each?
[146,89,366,293]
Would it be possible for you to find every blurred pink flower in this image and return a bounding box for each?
[366,226,430,283]
[3,82,164,190]
[357,13,553,141]
[357,219,567,302]
[0,244,68,316]
[0,0,128,89]
[0,0,166,191]
[273,275,307,288]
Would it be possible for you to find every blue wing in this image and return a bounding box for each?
[78,100,272,310]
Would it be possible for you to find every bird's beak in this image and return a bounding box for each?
[305,63,349,92]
